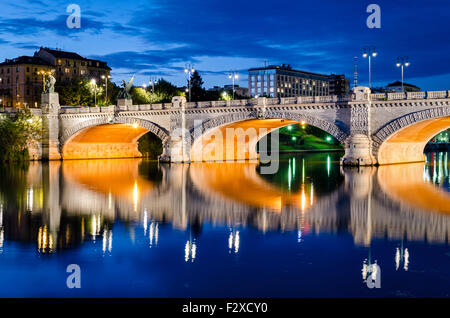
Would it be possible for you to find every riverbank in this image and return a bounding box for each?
[279,149,343,153]
[424,143,450,152]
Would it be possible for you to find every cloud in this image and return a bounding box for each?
[0,0,449,89]
[0,15,104,37]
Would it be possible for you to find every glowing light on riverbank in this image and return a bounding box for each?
[301,185,306,211]
[228,230,240,254]
[327,155,331,177]
[185,240,197,262]
[149,222,159,247]
[102,229,113,253]
[133,181,139,212]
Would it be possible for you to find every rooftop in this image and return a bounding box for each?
[387,81,420,89]
[0,56,51,66]
[248,64,331,78]
[39,47,86,61]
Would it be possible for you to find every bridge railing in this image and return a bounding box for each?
[55,90,450,114]
[370,90,450,101]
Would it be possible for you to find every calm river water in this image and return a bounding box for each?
[0,152,449,297]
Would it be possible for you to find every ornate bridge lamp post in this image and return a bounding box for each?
[228,72,239,99]
[101,75,111,104]
[362,46,377,89]
[0,78,3,110]
[91,79,98,106]
[396,57,410,93]
[37,69,53,92]
[149,76,157,94]
[184,64,195,102]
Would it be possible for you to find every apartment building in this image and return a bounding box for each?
[248,64,349,98]
[0,47,111,108]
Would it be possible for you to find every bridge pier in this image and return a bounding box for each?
[341,134,377,166]
[41,93,61,161]
[341,87,377,166]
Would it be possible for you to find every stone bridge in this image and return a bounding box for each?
[3,86,450,165]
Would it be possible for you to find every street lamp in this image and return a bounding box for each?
[149,76,157,94]
[101,75,111,104]
[228,72,239,99]
[362,46,377,89]
[184,64,195,102]
[0,78,3,110]
[396,57,410,93]
[37,69,53,92]
[91,79,97,106]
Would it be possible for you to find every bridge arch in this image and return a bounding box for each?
[60,116,170,160]
[188,110,348,162]
[372,108,450,165]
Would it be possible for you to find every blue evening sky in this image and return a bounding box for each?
[0,0,449,90]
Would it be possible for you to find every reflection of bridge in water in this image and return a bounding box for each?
[1,157,450,252]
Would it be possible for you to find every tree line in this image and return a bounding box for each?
[56,71,246,107]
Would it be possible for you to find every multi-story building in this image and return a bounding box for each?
[385,81,420,92]
[223,84,249,97]
[248,64,349,98]
[329,74,350,96]
[0,56,53,108]
[0,47,111,108]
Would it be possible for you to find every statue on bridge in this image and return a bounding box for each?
[117,76,134,100]
[44,74,56,94]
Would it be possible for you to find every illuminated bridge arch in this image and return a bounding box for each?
[372,107,450,165]
[189,110,348,162]
[60,116,170,160]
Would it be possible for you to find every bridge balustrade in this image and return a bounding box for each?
[427,91,448,99]
[137,104,151,111]
[299,96,315,103]
[371,93,387,101]
[407,92,426,99]
[8,89,450,116]
[387,92,407,100]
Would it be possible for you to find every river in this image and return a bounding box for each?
[0,152,449,297]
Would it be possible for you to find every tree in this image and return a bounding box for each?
[131,87,151,104]
[56,77,92,106]
[189,71,207,102]
[154,79,180,101]
[0,109,42,162]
